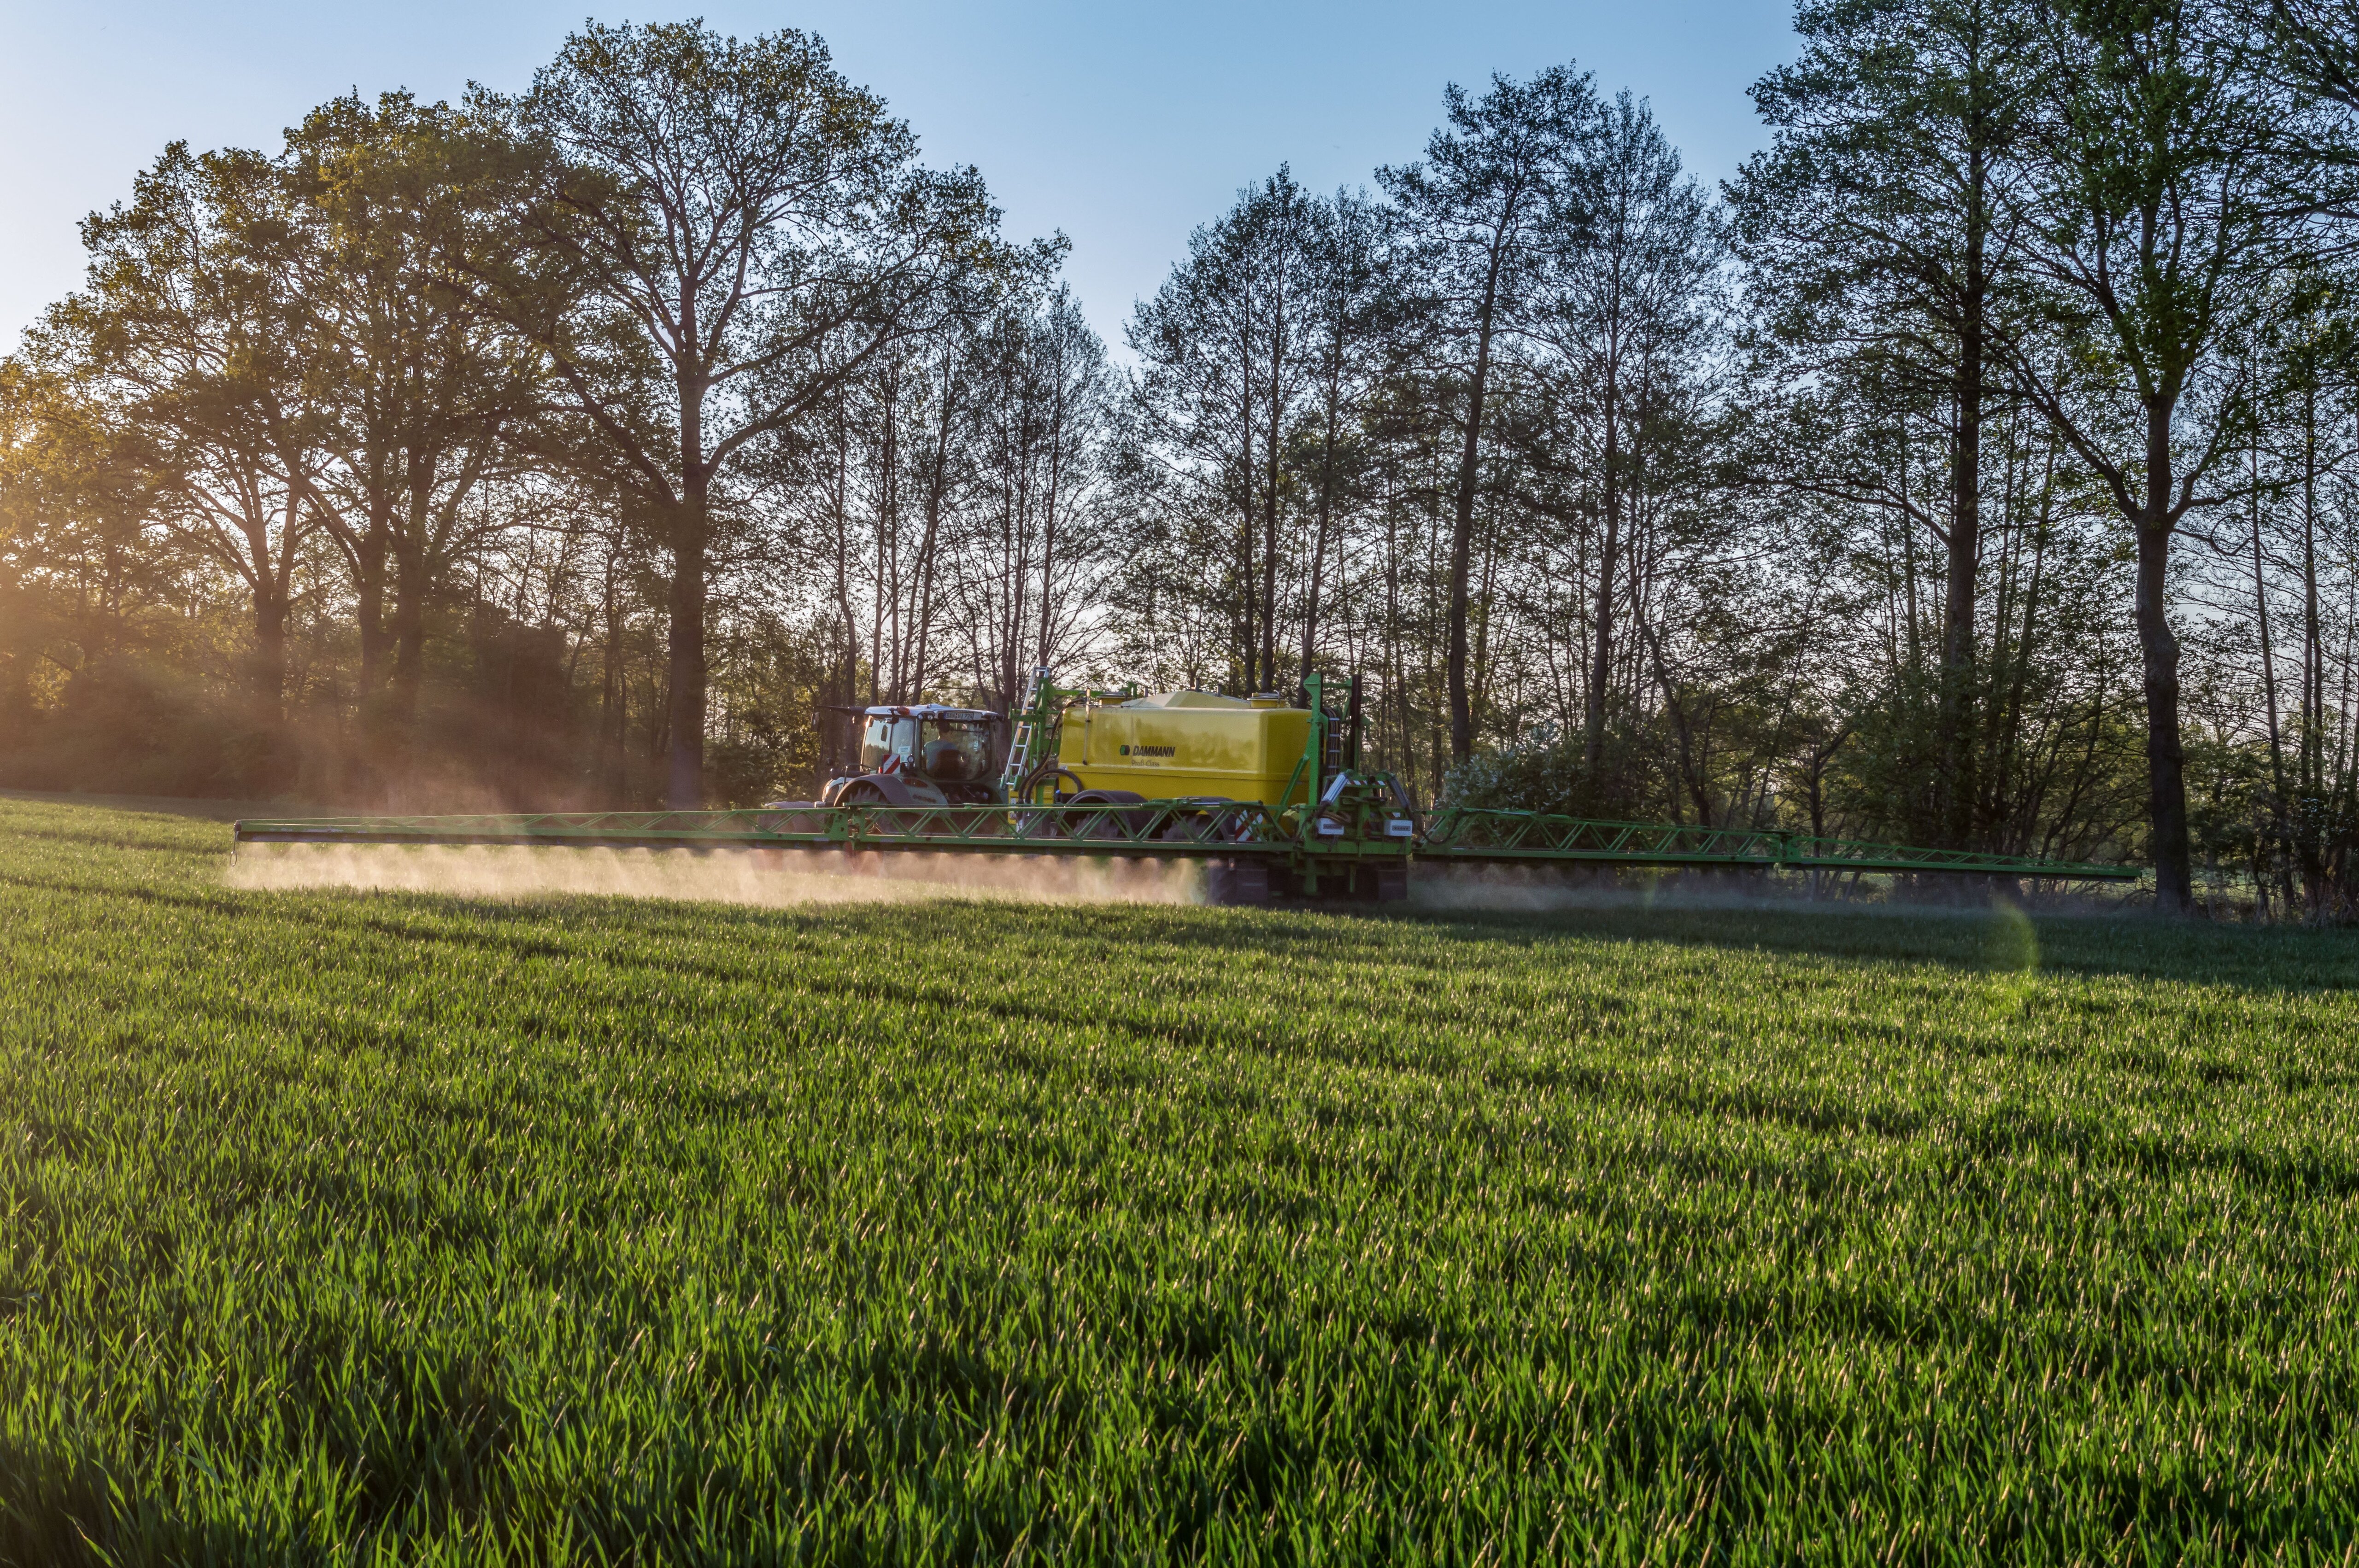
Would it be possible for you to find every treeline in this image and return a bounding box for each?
[5,4,2359,916]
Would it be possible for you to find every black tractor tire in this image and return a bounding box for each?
[1203,859,1270,906]
[1065,789,1150,841]
[1010,767,1086,839]
[1158,797,1236,843]
[834,775,917,808]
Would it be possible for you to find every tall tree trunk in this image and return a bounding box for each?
[382,451,443,777]
[870,469,886,709]
[600,545,628,804]
[1004,457,1030,713]
[1237,295,1259,695]
[351,512,392,793]
[831,418,861,733]
[1585,361,1620,775]
[912,412,950,703]
[669,343,710,810]
[388,539,428,752]
[1261,295,1285,692]
[1472,501,1499,729]
[1446,257,1503,763]
[1997,474,2054,844]
[1301,371,1341,679]
[354,503,391,701]
[1639,609,1710,825]
[1937,169,1985,851]
[252,592,290,731]
[666,505,706,809]
[244,491,300,772]
[2300,376,2325,901]
[1038,367,1065,670]
[2251,436,2293,898]
[2135,406,2193,913]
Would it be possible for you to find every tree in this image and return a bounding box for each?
[955,281,1117,709]
[1382,67,1597,761]
[1737,0,2040,848]
[0,360,179,749]
[1295,189,1389,680]
[2258,0,2359,111]
[1127,168,1323,694]
[493,20,1002,806]
[41,143,334,761]
[1537,89,1724,780]
[286,92,544,780]
[2005,0,2303,911]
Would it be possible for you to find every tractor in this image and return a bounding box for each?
[809,704,1005,808]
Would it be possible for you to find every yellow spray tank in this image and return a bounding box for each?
[1057,690,1312,807]
[988,667,1419,906]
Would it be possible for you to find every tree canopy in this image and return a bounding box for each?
[6,5,2359,914]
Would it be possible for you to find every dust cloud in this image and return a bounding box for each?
[224,843,2124,916]
[226,841,1205,907]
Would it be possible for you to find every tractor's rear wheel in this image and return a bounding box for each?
[1065,789,1149,841]
[1202,859,1270,906]
[1159,798,1244,844]
[1011,768,1090,839]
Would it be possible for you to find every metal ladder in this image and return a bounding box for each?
[999,667,1056,795]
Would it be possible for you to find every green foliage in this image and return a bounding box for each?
[4,798,2359,1559]
[1439,722,1653,818]
[0,655,259,797]
[704,611,834,806]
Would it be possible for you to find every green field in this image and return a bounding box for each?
[3,795,2358,1563]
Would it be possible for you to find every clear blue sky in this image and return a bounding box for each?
[0,0,1799,355]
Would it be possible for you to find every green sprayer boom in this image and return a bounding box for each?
[233,667,2138,901]
[1418,810,2134,878]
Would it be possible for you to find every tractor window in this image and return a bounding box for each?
[920,720,992,781]
[858,717,914,771]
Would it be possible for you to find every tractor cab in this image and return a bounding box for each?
[818,704,1002,807]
